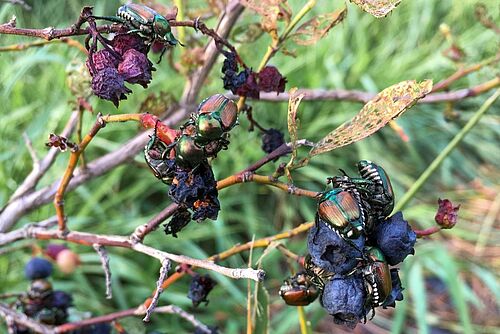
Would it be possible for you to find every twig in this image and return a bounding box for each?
[143,260,170,322]
[93,244,112,299]
[413,226,441,238]
[0,226,264,282]
[0,303,54,334]
[54,305,211,333]
[229,77,500,104]
[394,89,500,212]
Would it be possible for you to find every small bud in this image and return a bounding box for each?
[46,134,77,152]
[56,249,80,274]
[434,198,460,229]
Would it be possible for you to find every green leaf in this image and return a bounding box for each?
[408,261,428,334]
[309,79,432,156]
[350,0,404,18]
[253,282,270,334]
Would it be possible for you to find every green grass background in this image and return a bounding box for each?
[0,0,499,333]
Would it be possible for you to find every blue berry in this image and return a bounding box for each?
[51,290,73,309]
[25,257,53,280]
[373,211,416,265]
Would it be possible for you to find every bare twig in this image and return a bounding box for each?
[93,244,112,299]
[228,77,500,104]
[143,260,170,322]
[0,226,264,282]
[0,303,54,334]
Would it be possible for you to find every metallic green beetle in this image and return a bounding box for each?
[194,94,238,146]
[357,160,394,219]
[362,247,392,308]
[317,188,365,239]
[144,129,176,184]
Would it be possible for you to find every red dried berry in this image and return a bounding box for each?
[85,49,120,76]
[111,33,148,55]
[118,49,154,88]
[434,198,460,229]
[258,66,287,93]
[45,244,68,261]
[235,71,260,99]
[91,67,132,107]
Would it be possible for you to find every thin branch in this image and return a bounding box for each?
[54,305,211,333]
[143,260,170,322]
[93,244,112,299]
[229,77,500,104]
[0,38,87,53]
[414,226,441,238]
[0,226,264,282]
[0,303,54,334]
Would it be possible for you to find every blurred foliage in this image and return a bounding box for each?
[0,0,499,333]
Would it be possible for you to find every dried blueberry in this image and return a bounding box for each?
[25,257,53,280]
[188,274,217,307]
[373,211,416,265]
[307,218,365,275]
[91,67,132,107]
[321,274,367,329]
[51,290,73,309]
[235,71,260,99]
[118,49,155,88]
[111,33,148,55]
[164,209,192,238]
[85,49,120,76]
[261,128,285,154]
[258,66,287,93]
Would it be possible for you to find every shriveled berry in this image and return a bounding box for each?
[188,274,217,307]
[373,211,416,265]
[51,291,73,309]
[25,257,53,280]
[382,269,404,309]
[321,274,367,329]
[86,49,120,76]
[118,49,155,88]
[258,66,287,93]
[192,195,220,221]
[261,128,285,154]
[112,33,148,55]
[307,218,364,275]
[235,70,260,99]
[164,209,192,238]
[91,67,132,107]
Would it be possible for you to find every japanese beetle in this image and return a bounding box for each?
[28,279,53,301]
[361,247,392,308]
[279,272,320,306]
[144,128,176,184]
[92,4,179,61]
[195,94,238,146]
[357,160,394,219]
[175,135,206,168]
[317,188,365,239]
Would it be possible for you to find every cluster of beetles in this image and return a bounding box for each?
[280,161,416,327]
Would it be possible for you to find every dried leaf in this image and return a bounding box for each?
[350,0,403,18]
[287,88,304,159]
[310,79,432,156]
[292,8,347,46]
[240,0,291,33]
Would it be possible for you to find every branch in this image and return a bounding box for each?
[0,226,264,282]
[229,77,500,104]
[143,260,170,322]
[93,244,112,299]
[0,303,54,334]
[54,305,211,333]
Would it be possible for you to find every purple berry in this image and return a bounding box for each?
[111,33,147,55]
[91,67,132,107]
[118,49,155,88]
[25,257,53,280]
[51,290,73,309]
[85,49,120,76]
[188,274,217,307]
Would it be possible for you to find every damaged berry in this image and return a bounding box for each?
[91,67,132,107]
[118,49,155,88]
[188,274,217,307]
[261,128,285,154]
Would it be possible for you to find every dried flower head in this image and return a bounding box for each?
[434,198,460,229]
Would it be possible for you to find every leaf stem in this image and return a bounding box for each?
[394,89,500,212]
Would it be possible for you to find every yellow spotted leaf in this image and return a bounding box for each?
[287,88,304,157]
[292,7,348,46]
[309,79,433,157]
[350,0,404,18]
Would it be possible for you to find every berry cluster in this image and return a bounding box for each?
[13,258,72,333]
[86,34,155,107]
[280,161,416,328]
[143,94,239,236]
[221,51,287,99]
